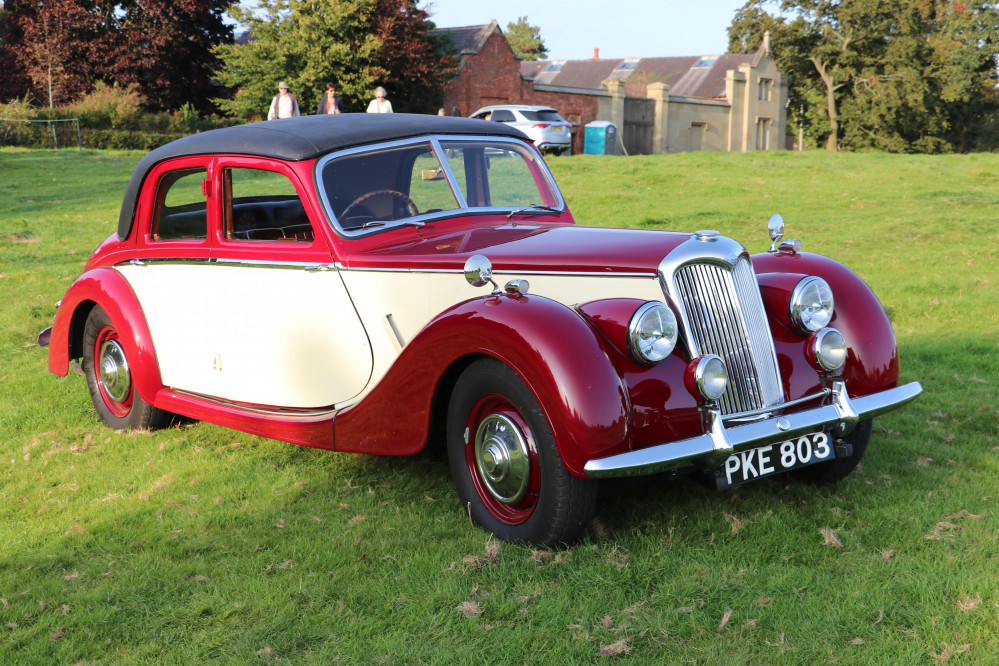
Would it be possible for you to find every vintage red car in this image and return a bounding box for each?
[40,114,921,546]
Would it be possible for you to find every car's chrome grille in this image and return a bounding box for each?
[673,257,783,415]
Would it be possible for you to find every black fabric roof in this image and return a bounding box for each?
[117,114,528,240]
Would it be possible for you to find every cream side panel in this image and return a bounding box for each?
[340,270,664,402]
[117,264,372,408]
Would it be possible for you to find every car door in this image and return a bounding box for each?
[119,157,373,409]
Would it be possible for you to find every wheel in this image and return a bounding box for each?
[446,358,597,546]
[340,190,418,221]
[792,419,872,485]
[82,306,169,430]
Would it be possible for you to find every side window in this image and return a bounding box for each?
[491,109,516,123]
[223,168,313,242]
[154,168,206,241]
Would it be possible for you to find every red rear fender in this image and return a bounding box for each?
[48,267,164,405]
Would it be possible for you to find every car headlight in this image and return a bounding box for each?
[790,276,834,333]
[685,355,729,401]
[627,302,678,365]
[809,327,848,372]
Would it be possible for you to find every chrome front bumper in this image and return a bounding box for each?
[583,380,923,479]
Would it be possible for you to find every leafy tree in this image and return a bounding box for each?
[0,0,231,111]
[214,0,455,118]
[505,16,547,61]
[105,0,234,113]
[729,0,999,152]
[15,0,108,107]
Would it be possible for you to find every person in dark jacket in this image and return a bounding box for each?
[317,83,343,115]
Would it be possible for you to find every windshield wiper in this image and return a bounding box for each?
[506,204,561,220]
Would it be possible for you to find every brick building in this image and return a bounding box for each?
[432,22,788,156]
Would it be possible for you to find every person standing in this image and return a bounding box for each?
[316,83,343,115]
[365,86,393,113]
[267,82,300,120]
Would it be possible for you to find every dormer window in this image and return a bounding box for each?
[543,61,566,72]
[693,56,718,68]
[614,59,639,71]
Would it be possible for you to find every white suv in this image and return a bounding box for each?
[469,105,572,155]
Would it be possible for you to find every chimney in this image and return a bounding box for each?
[593,47,599,60]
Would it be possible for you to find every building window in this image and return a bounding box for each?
[756,118,771,150]
[758,77,773,101]
[693,56,718,68]
[615,59,639,70]
[543,61,565,72]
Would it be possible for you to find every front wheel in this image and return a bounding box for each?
[82,306,170,431]
[446,358,597,547]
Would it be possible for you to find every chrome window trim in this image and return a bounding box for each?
[313,134,565,238]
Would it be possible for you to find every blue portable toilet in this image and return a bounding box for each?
[584,121,618,155]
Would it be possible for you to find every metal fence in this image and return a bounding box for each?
[0,117,82,149]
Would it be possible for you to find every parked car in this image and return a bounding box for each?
[40,114,920,546]
[469,104,572,154]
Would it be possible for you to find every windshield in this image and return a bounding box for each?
[317,137,562,234]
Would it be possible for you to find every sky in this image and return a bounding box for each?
[416,0,750,61]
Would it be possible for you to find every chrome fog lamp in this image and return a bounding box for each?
[810,327,848,372]
[627,302,678,365]
[790,276,834,333]
[685,354,729,402]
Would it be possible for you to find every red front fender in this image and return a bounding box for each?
[333,293,632,477]
[48,267,165,405]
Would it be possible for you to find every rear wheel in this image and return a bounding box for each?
[446,358,597,547]
[82,306,169,430]
[793,419,872,485]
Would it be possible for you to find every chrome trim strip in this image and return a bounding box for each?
[332,262,656,278]
[583,381,923,478]
[115,258,336,271]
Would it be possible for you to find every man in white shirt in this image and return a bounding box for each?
[267,82,300,120]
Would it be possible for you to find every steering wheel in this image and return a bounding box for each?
[341,190,419,223]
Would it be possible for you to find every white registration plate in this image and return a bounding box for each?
[720,432,833,487]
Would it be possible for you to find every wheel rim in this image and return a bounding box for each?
[465,395,540,524]
[93,325,132,417]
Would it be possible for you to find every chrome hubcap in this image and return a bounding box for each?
[98,339,131,403]
[474,414,530,504]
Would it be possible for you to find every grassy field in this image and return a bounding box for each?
[1,146,996,664]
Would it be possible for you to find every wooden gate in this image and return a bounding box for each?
[623,98,655,155]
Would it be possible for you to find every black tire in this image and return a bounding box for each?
[82,306,170,431]
[446,358,597,547]
[792,419,872,485]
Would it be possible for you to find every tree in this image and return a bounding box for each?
[104,0,234,113]
[214,0,456,118]
[505,16,547,61]
[729,0,999,152]
[16,0,107,107]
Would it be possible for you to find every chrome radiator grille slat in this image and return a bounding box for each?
[673,257,783,415]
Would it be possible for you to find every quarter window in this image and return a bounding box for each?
[153,168,206,241]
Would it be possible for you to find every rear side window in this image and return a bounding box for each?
[519,110,564,122]
[223,168,313,242]
[153,168,206,241]
[490,109,516,122]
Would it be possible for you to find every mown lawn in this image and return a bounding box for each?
[1,147,996,664]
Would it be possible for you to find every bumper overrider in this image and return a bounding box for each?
[583,380,923,479]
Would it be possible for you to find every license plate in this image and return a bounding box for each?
[720,432,833,488]
[552,126,564,132]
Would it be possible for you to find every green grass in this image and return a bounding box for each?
[2,147,997,663]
